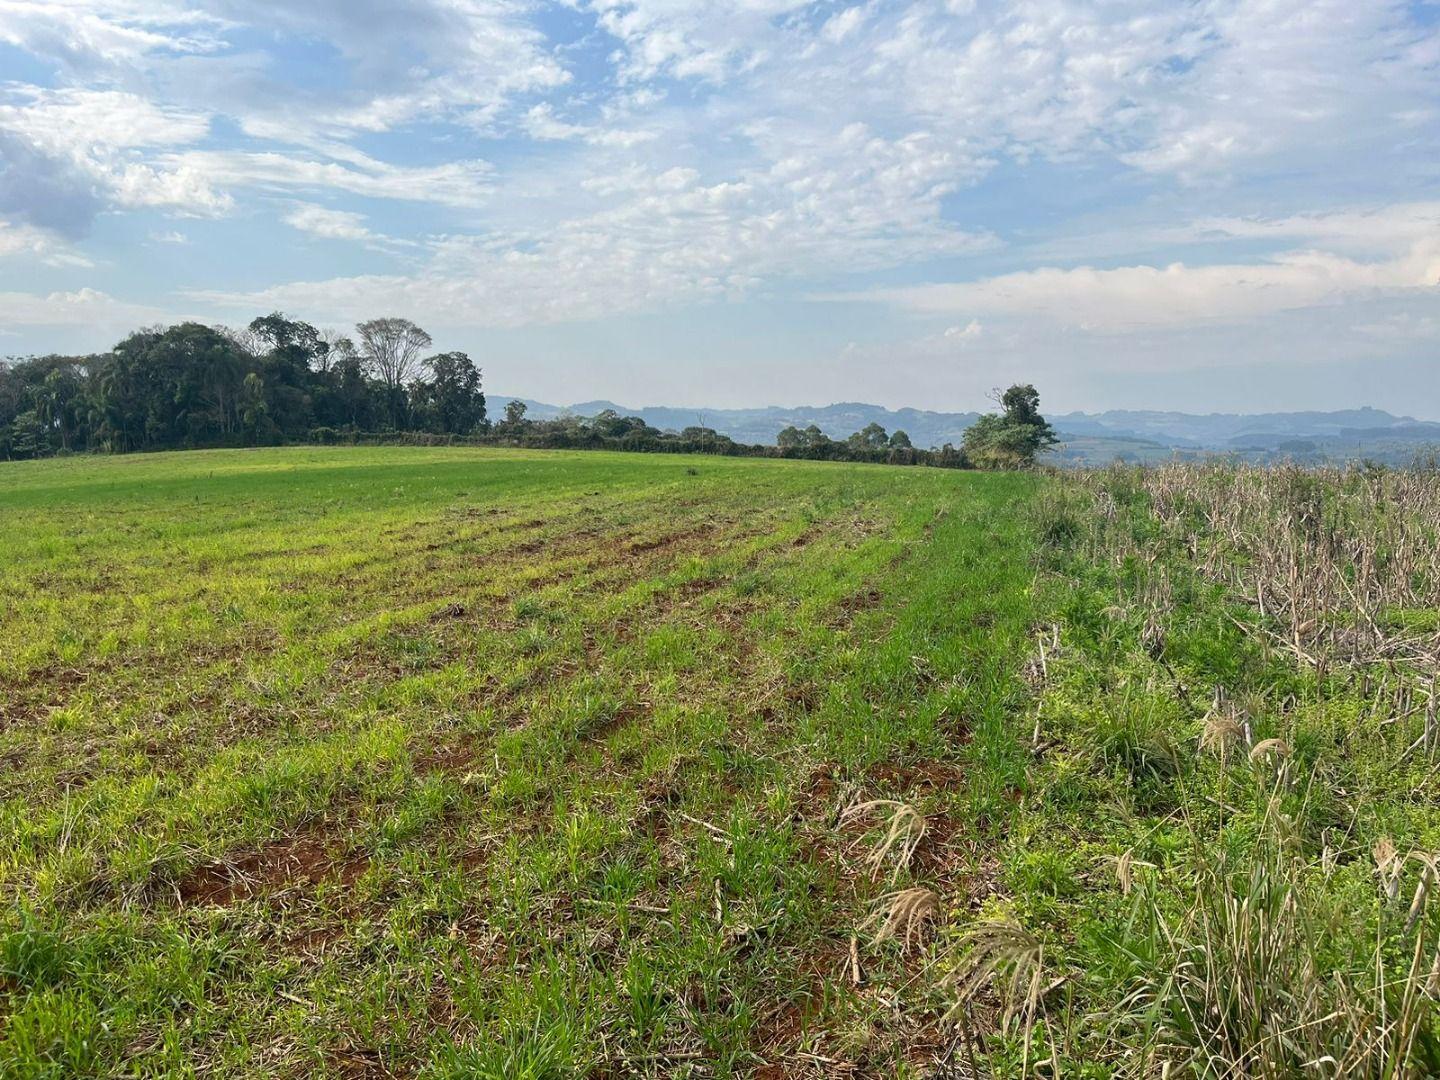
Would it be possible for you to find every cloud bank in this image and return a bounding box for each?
[0,0,1436,412]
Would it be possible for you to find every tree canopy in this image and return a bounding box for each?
[961,383,1059,469]
[1,314,484,458]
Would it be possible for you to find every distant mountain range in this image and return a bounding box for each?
[488,397,1440,466]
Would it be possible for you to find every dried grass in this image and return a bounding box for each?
[860,886,939,951]
[841,798,927,883]
[1081,462,1440,755]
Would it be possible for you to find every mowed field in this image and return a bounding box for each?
[0,449,1044,1077]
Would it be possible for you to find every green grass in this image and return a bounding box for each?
[6,449,1436,1076]
[0,447,1045,1077]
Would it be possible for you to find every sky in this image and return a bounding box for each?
[1,0,1438,417]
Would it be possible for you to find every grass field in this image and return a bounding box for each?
[2,449,1438,1077]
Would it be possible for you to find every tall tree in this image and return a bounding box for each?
[503,400,529,427]
[100,323,253,449]
[356,318,431,428]
[238,372,270,441]
[331,354,379,430]
[317,331,355,376]
[249,313,323,357]
[30,361,86,451]
[248,313,326,435]
[412,351,485,434]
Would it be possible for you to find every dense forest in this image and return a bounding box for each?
[2,314,1060,469]
[0,315,482,457]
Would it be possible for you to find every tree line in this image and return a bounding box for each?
[1,314,1057,468]
[457,400,965,467]
[0,315,483,457]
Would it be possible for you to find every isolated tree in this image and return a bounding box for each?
[999,384,1051,430]
[356,318,431,427]
[962,383,1058,469]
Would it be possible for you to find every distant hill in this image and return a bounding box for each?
[1052,406,1425,447]
[488,396,1440,466]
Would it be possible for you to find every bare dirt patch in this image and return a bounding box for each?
[831,587,884,628]
[411,736,481,776]
[625,526,713,556]
[863,759,965,795]
[177,834,369,908]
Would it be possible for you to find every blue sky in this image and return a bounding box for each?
[1,0,1438,415]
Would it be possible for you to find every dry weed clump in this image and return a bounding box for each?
[860,886,940,951]
[1126,800,1440,1077]
[942,918,1058,1075]
[841,798,927,882]
[1083,462,1440,751]
[1011,461,1440,1072]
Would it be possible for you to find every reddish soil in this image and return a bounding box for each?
[177,833,369,908]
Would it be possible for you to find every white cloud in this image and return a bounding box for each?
[522,104,657,148]
[282,204,376,243]
[821,6,868,44]
[0,87,210,152]
[0,286,163,328]
[221,0,571,133]
[589,0,813,84]
[0,0,565,138]
[183,131,997,328]
[851,245,1440,330]
[834,198,1440,331]
[0,219,92,267]
[280,202,416,252]
[1181,203,1440,255]
[161,150,493,208]
[0,1,228,71]
[0,88,231,222]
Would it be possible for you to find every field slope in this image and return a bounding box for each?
[0,448,1043,1077]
